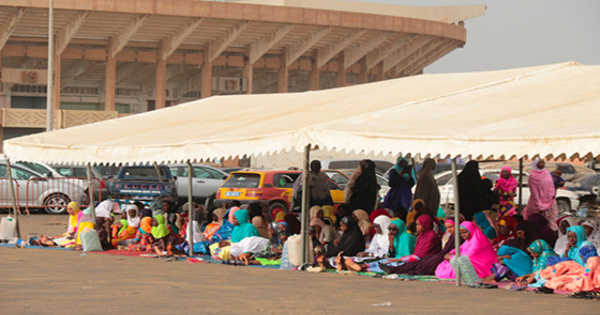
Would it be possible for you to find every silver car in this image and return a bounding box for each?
[0,160,87,214]
[168,164,228,202]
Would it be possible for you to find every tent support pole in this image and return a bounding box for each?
[517,158,524,213]
[451,158,461,286]
[153,162,163,182]
[87,163,95,221]
[6,158,21,240]
[300,144,311,266]
[187,160,194,257]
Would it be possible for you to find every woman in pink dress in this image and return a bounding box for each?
[523,159,558,230]
[435,221,497,279]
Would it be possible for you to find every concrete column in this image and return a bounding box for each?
[358,57,368,84]
[309,51,320,91]
[336,52,346,87]
[375,61,384,81]
[104,55,116,111]
[243,59,253,94]
[155,58,166,109]
[52,53,62,110]
[278,48,288,93]
[201,60,212,99]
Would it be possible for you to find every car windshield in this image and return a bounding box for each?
[120,167,170,180]
[324,171,349,186]
[17,162,53,176]
[222,173,261,188]
[575,174,600,187]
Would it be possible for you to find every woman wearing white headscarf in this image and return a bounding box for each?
[554,216,579,256]
[582,219,600,250]
[111,204,140,247]
[357,215,392,258]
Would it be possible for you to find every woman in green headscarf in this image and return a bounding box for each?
[388,219,416,259]
[516,239,558,286]
[230,209,259,243]
[151,214,182,256]
[529,239,558,273]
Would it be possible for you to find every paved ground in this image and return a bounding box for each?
[1,214,598,314]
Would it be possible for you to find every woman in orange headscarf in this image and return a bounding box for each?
[203,208,226,240]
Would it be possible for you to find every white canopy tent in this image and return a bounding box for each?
[5,61,600,165]
[4,61,600,282]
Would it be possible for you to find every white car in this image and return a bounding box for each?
[168,164,228,202]
[434,169,579,213]
[0,160,87,214]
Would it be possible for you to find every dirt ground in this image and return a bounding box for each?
[1,214,598,314]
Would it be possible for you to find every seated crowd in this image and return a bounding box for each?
[28,158,600,296]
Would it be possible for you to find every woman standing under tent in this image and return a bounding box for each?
[494,167,518,219]
[413,158,440,217]
[457,161,482,221]
[345,160,379,213]
[292,160,334,209]
[383,157,416,219]
[523,159,558,230]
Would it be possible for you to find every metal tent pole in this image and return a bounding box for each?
[187,160,194,257]
[451,158,461,286]
[6,159,21,240]
[87,163,95,221]
[46,0,54,131]
[517,158,524,213]
[300,144,311,265]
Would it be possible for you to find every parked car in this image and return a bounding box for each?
[16,161,62,178]
[110,165,177,202]
[0,160,87,214]
[215,170,346,214]
[567,173,600,202]
[219,167,247,174]
[49,163,108,200]
[168,164,228,203]
[320,159,394,175]
[434,169,579,213]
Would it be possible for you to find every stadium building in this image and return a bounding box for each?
[0,0,484,150]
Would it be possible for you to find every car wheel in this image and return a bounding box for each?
[43,193,70,214]
[269,201,288,215]
[556,199,570,213]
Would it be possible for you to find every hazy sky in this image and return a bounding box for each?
[349,0,600,73]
